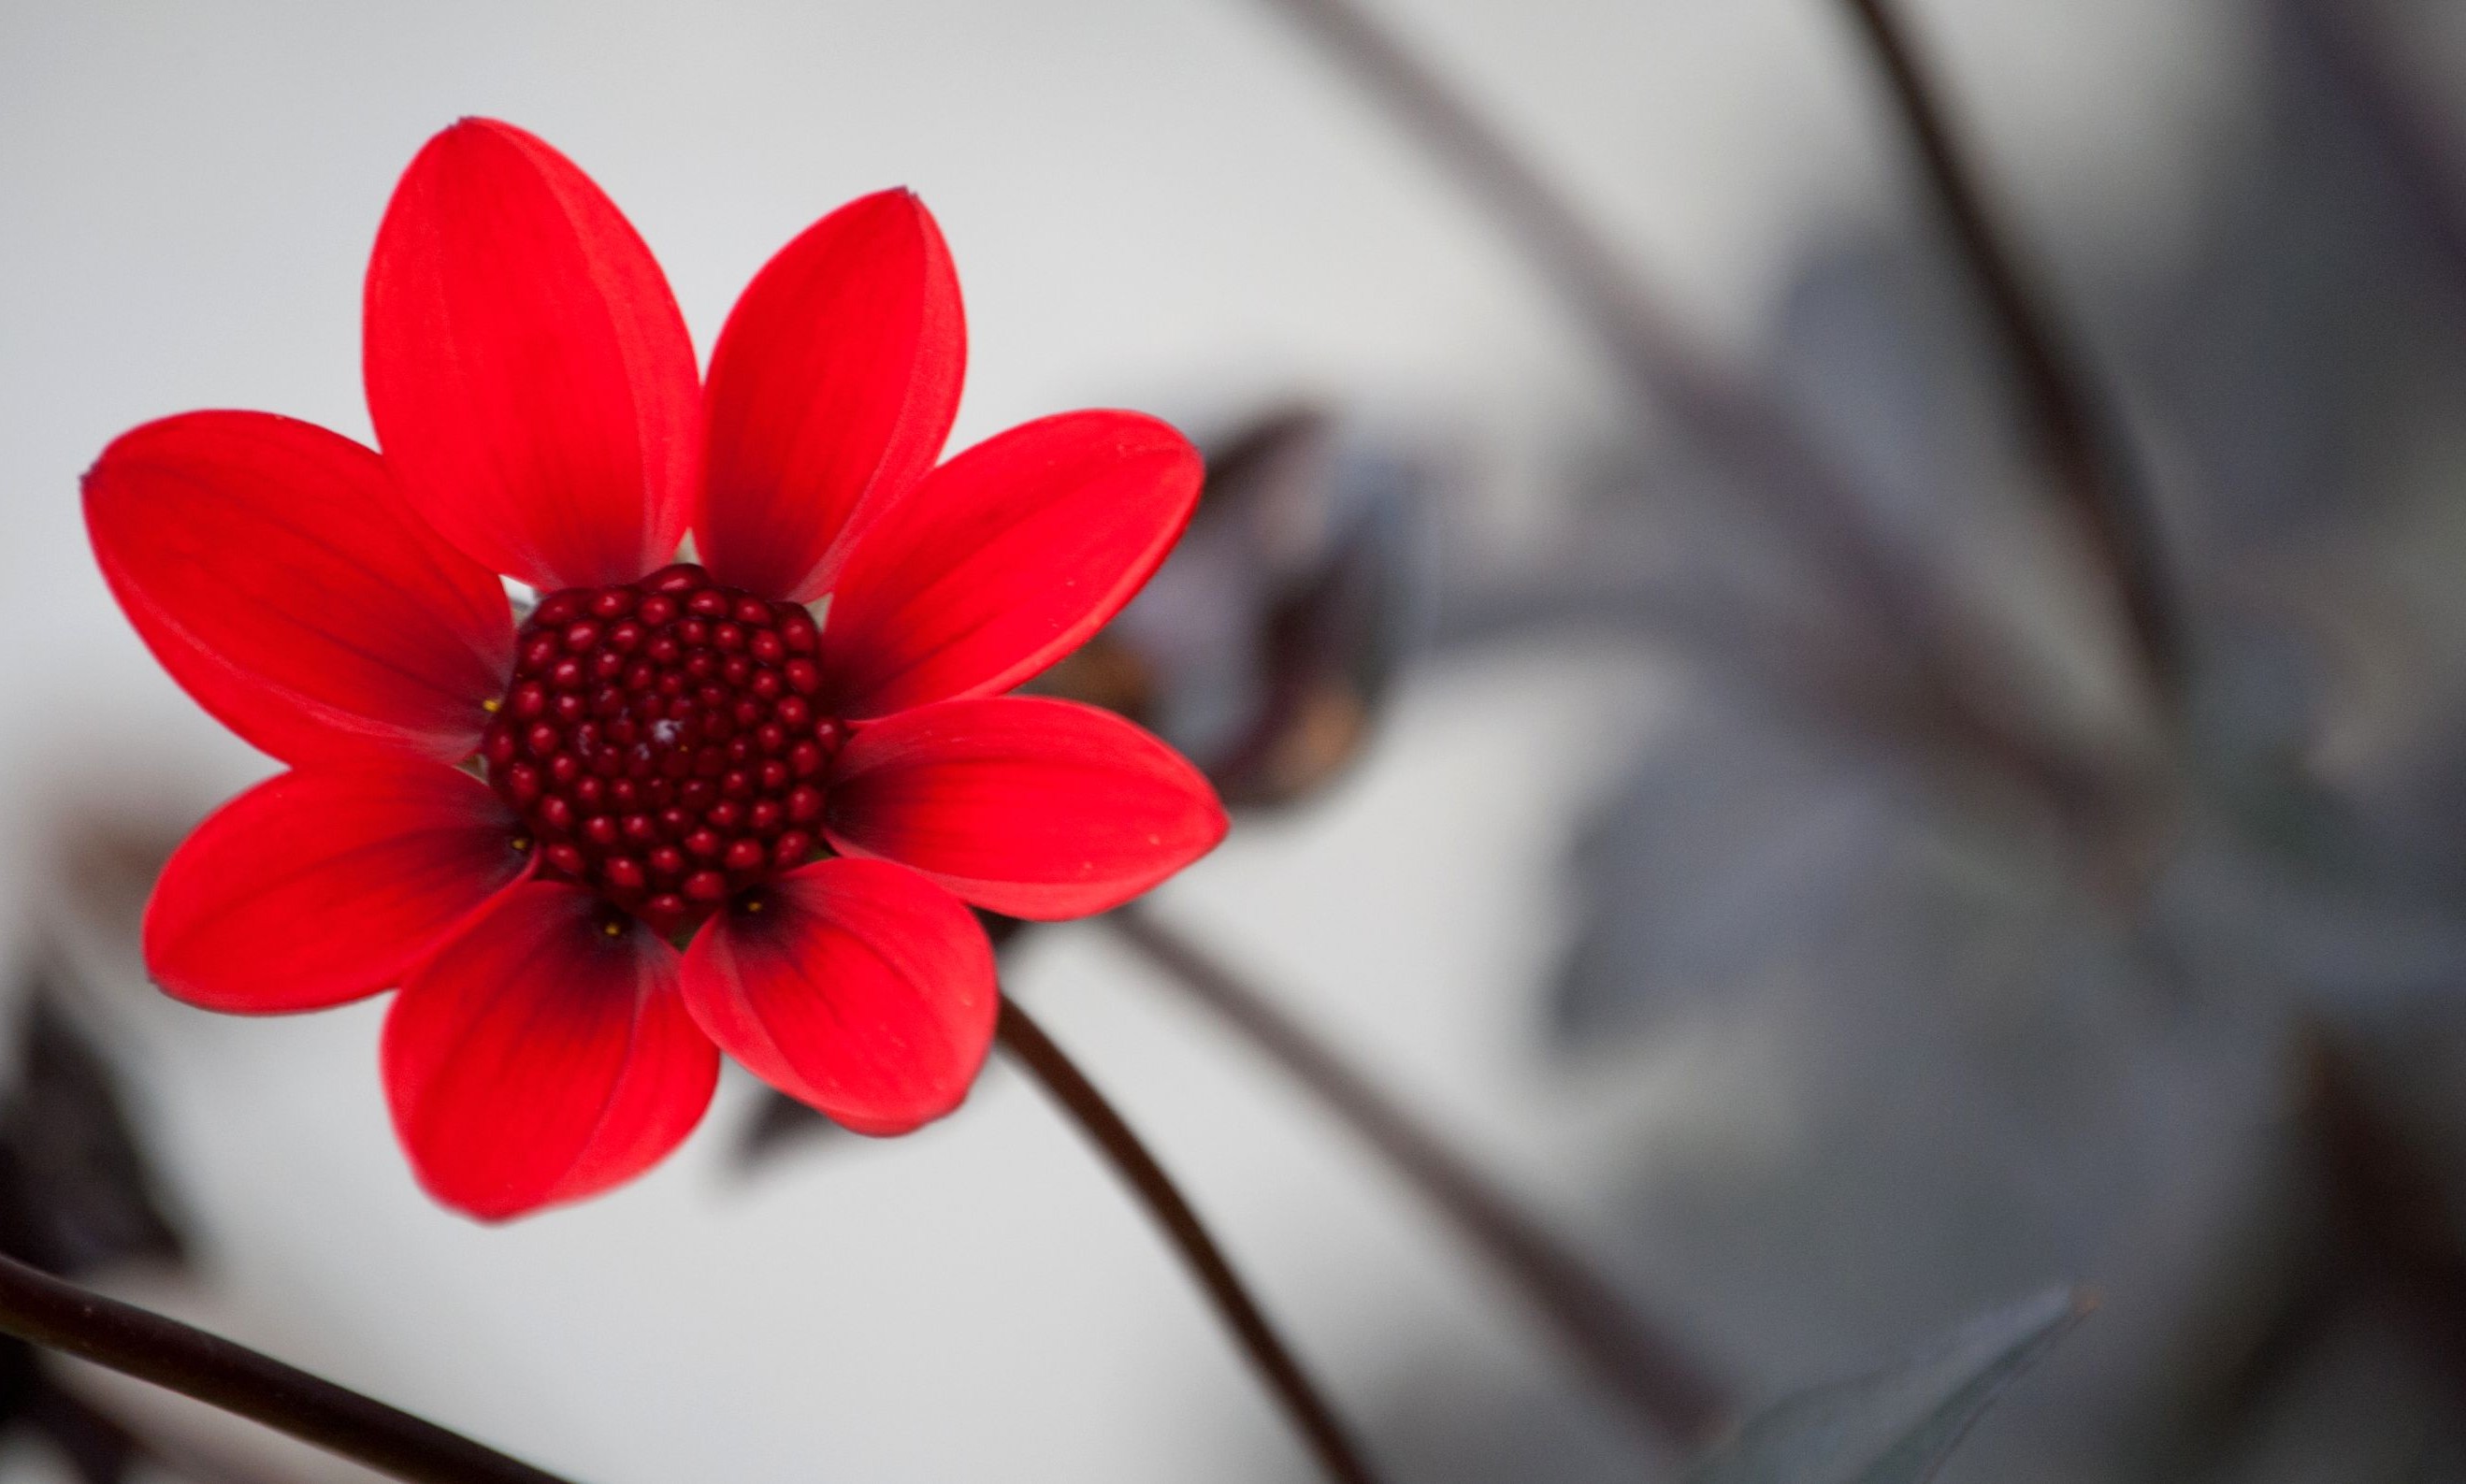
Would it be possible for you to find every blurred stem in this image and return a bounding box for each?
[1105,903,1732,1448]
[1837,0,2184,700]
[0,1252,577,1484]
[995,996,1382,1484]
[1255,0,1676,386]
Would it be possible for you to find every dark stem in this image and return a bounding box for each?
[0,1251,580,1484]
[1104,903,1731,1448]
[995,995,1381,1484]
[1837,0,2183,697]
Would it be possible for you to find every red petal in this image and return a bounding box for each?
[699,190,964,602]
[365,119,699,590]
[85,411,513,767]
[825,697,1229,919]
[144,763,532,1015]
[815,411,1202,717]
[680,858,995,1135]
[383,883,716,1220]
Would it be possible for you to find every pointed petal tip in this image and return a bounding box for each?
[367,117,699,590]
[697,183,964,601]
[825,696,1227,920]
[816,410,1203,715]
[429,115,545,151]
[140,763,533,1016]
[85,410,516,768]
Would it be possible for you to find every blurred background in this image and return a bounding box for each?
[6,0,2466,1479]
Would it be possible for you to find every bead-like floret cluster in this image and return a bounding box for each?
[481,563,840,933]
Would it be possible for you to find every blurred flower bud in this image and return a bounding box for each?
[1033,405,1430,810]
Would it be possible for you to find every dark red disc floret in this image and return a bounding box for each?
[479,563,841,935]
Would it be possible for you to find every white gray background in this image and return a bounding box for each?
[0,2,2240,1479]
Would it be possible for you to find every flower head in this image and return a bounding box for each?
[81,119,1227,1219]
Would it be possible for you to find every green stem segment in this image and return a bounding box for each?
[996,995,1382,1484]
[0,1251,579,1484]
[1106,903,1731,1447]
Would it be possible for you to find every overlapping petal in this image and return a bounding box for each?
[383,883,716,1219]
[699,189,964,603]
[815,411,1202,718]
[146,764,533,1015]
[825,697,1228,918]
[365,118,699,590]
[680,858,996,1134]
[84,411,513,766]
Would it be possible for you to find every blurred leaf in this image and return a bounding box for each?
[1550,708,1894,1045]
[23,1387,137,1484]
[1685,1287,2089,1484]
[0,982,185,1276]
[0,961,189,1481]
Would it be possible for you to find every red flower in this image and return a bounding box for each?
[81,120,1227,1220]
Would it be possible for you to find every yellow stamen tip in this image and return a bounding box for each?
[481,698,501,713]
[601,919,625,938]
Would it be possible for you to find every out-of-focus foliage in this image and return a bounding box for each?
[0,962,190,1482]
[1363,3,2466,1481]
[1686,1287,2088,1484]
[0,987,182,1281]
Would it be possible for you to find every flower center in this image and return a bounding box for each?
[479,562,837,934]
